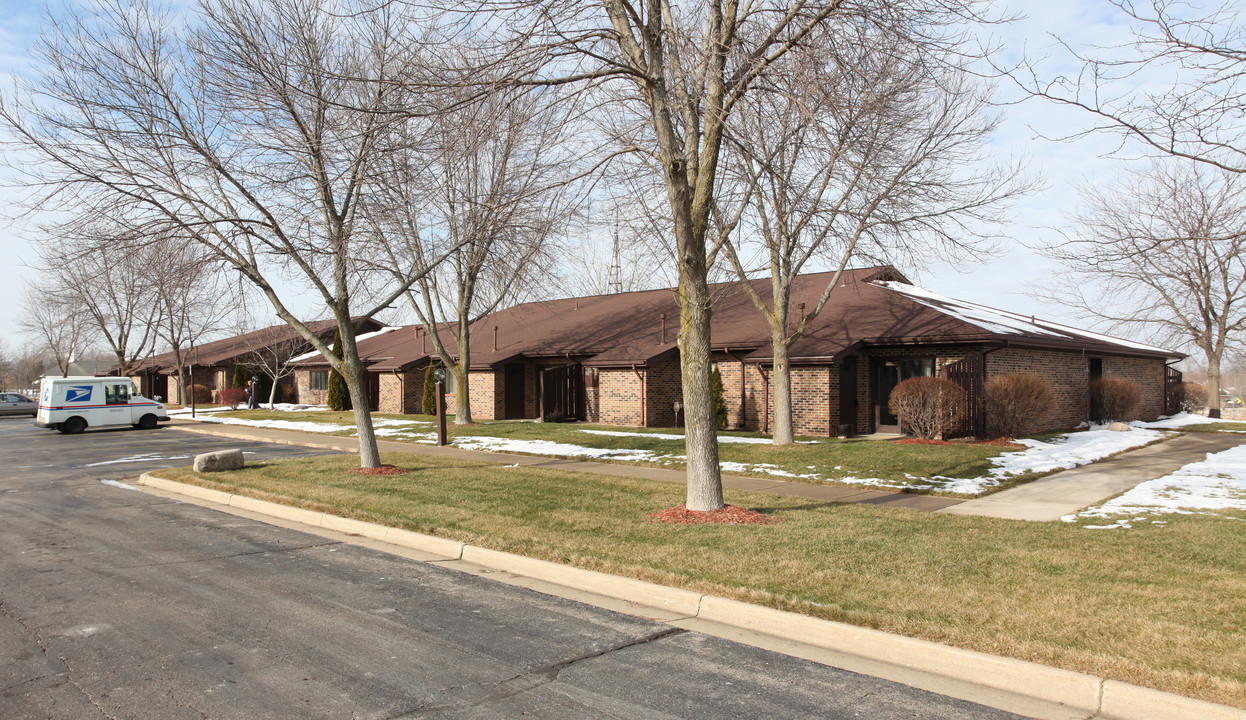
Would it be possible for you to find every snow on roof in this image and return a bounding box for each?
[876,281,1173,353]
[287,325,401,363]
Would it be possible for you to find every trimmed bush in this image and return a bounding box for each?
[985,373,1055,439]
[1090,377,1141,422]
[231,363,248,389]
[1179,382,1209,414]
[187,384,213,405]
[711,365,728,430]
[219,387,248,409]
[422,364,437,415]
[888,377,966,440]
[327,329,352,411]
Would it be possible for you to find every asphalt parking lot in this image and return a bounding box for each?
[0,415,340,476]
[0,416,1025,720]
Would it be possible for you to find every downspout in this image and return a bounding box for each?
[979,342,1009,437]
[631,364,646,427]
[726,350,748,430]
[759,365,770,433]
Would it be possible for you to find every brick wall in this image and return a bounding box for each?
[985,348,1088,429]
[295,369,328,406]
[169,367,218,404]
[1102,356,1165,420]
[584,368,601,422]
[598,367,645,426]
[645,354,684,427]
[466,369,499,420]
[377,370,426,415]
[983,348,1166,429]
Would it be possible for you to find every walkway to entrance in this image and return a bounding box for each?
[937,431,1246,521]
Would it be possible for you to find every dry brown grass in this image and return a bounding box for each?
[153,453,1246,708]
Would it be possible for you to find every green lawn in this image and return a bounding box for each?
[153,453,1246,708]
[207,410,1030,494]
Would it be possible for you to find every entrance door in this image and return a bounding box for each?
[838,356,858,434]
[875,361,901,432]
[873,358,934,433]
[504,363,527,419]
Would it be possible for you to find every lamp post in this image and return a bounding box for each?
[433,366,447,446]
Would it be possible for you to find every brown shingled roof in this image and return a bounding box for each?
[288,266,1182,372]
[139,318,386,373]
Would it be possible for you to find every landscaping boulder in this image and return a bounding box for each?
[1107,421,1132,432]
[194,449,244,472]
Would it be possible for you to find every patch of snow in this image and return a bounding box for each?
[84,453,194,467]
[579,429,816,444]
[1131,412,1246,429]
[878,281,1172,353]
[168,406,232,416]
[453,435,670,462]
[189,415,356,433]
[1072,444,1246,525]
[990,425,1169,476]
[99,479,142,492]
[169,412,1177,498]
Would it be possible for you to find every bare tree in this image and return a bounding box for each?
[720,25,1022,444]
[18,283,92,378]
[557,225,675,296]
[1,0,450,467]
[244,325,313,408]
[11,344,52,391]
[1042,160,1246,417]
[31,220,163,378]
[1014,0,1245,173]
[479,0,1001,510]
[149,233,234,404]
[370,82,581,424]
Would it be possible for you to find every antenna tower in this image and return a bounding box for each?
[609,216,623,294]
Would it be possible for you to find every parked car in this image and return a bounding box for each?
[0,393,37,417]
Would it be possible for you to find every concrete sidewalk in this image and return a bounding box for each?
[167,419,964,512]
[938,431,1246,521]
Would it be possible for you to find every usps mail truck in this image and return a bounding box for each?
[35,376,170,434]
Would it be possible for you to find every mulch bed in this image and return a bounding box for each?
[648,504,783,525]
[348,464,410,476]
[896,438,1025,449]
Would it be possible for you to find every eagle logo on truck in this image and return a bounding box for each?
[66,385,93,402]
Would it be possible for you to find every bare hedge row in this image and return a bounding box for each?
[887,374,1205,440]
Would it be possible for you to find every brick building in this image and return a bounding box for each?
[134,318,384,404]
[290,267,1184,436]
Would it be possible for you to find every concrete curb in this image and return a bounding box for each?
[135,472,1246,720]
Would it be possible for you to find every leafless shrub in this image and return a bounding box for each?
[1090,377,1142,422]
[187,384,213,405]
[985,374,1054,439]
[1179,383,1209,414]
[889,377,966,440]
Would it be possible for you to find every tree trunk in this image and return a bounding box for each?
[268,379,278,409]
[679,278,725,511]
[770,327,794,445]
[338,326,381,468]
[454,316,473,424]
[1207,351,1222,419]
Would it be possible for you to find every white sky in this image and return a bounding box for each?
[0,0,1190,352]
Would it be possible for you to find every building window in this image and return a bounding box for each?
[310,370,328,391]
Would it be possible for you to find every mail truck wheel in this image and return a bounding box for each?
[138,414,158,430]
[61,416,87,434]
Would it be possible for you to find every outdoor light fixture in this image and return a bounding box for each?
[433,366,448,446]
